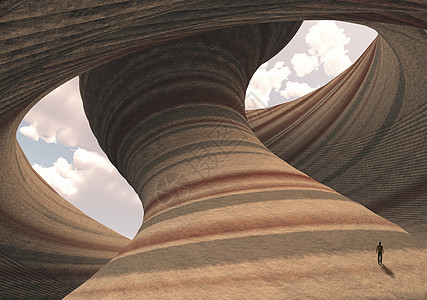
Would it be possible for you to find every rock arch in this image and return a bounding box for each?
[0,1,426,298]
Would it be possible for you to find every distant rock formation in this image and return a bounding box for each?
[0,1,426,299]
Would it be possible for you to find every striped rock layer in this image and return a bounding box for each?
[74,21,426,299]
[247,22,427,240]
[0,1,426,299]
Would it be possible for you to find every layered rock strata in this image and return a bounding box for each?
[70,23,425,298]
[0,1,426,299]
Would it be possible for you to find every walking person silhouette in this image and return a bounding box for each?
[376,242,384,264]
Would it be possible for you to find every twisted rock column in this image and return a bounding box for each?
[71,23,423,298]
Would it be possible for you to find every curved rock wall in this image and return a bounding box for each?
[0,1,426,299]
[248,22,427,239]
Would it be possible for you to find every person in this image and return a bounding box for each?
[376,242,384,263]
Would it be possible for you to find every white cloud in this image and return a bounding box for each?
[264,21,354,104]
[19,125,40,141]
[291,53,319,77]
[259,62,268,69]
[322,47,352,77]
[32,148,142,238]
[22,77,100,150]
[57,127,77,146]
[305,21,352,76]
[306,21,350,58]
[279,81,318,100]
[33,157,81,196]
[41,134,57,144]
[73,148,114,171]
[246,61,291,109]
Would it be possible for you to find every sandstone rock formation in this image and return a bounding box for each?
[248,22,427,239]
[0,1,426,299]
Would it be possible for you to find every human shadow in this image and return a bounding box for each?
[379,262,395,278]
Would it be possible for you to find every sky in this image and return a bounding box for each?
[17,21,377,239]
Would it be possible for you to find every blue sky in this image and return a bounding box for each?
[17,21,377,239]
